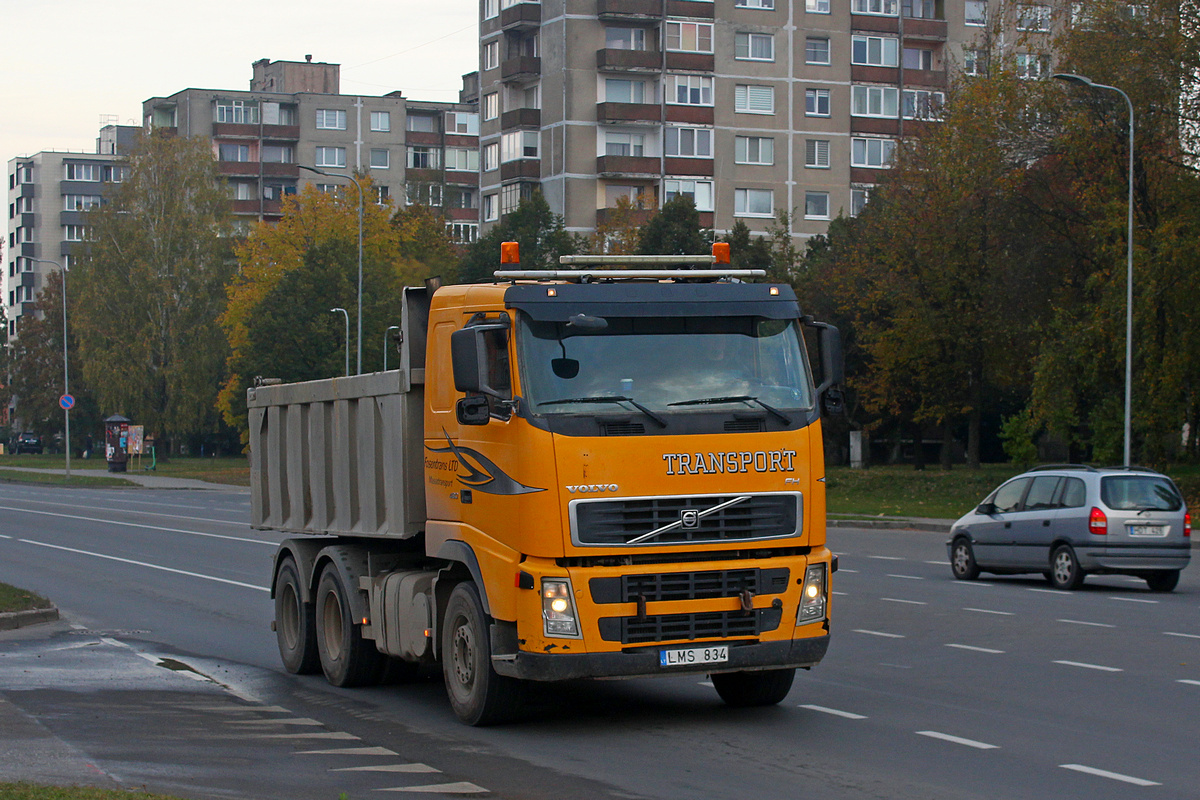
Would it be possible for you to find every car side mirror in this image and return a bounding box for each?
[456,396,490,426]
[977,502,996,516]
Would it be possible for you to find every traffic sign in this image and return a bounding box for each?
[59,394,75,410]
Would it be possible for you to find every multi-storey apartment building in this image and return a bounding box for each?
[143,58,481,238]
[5,126,137,339]
[477,0,1020,240]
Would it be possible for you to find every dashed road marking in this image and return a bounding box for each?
[1059,764,1159,786]
[228,717,324,726]
[1058,619,1116,628]
[1178,679,1200,687]
[0,504,271,546]
[800,704,867,719]
[916,731,998,750]
[953,582,993,587]
[832,591,848,596]
[964,608,1013,615]
[1028,588,1070,595]
[881,597,927,605]
[333,764,441,773]
[886,574,925,580]
[868,556,904,561]
[853,629,905,639]
[1054,660,1123,673]
[246,731,361,740]
[297,746,398,755]
[1165,632,1200,640]
[1110,596,1157,604]
[945,644,1005,654]
[925,560,950,566]
[839,569,860,574]
[377,782,489,794]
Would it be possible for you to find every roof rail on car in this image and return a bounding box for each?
[1027,464,1099,472]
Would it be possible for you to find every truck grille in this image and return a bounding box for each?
[589,567,790,604]
[570,492,801,547]
[598,608,783,644]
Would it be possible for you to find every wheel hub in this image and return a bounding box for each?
[452,621,476,688]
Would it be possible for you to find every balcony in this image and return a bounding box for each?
[597,0,660,20]
[903,68,947,89]
[597,155,660,176]
[445,207,479,222]
[501,56,541,83]
[218,161,260,178]
[19,212,35,228]
[850,117,901,136]
[664,156,713,176]
[850,167,887,185]
[212,122,261,138]
[406,168,442,183]
[445,170,480,186]
[19,243,37,257]
[666,0,714,18]
[262,162,299,178]
[903,17,948,39]
[262,124,301,140]
[18,182,35,198]
[501,108,541,128]
[664,105,714,125]
[851,14,900,33]
[60,211,88,226]
[597,49,662,72]
[501,159,541,181]
[19,271,35,288]
[500,2,540,31]
[665,52,714,72]
[596,206,656,227]
[597,102,661,124]
[851,65,899,84]
[232,200,263,215]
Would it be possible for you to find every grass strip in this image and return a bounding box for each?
[0,583,53,613]
[0,784,192,800]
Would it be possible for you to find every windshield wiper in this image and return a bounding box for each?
[538,396,667,428]
[668,395,792,425]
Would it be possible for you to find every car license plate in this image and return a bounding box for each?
[659,645,729,667]
[1128,524,1168,537]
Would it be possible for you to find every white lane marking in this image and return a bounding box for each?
[0,505,271,547]
[245,731,360,740]
[297,747,399,755]
[1058,619,1116,628]
[868,555,904,561]
[1110,596,1158,604]
[853,629,905,639]
[333,764,441,773]
[1028,588,1071,595]
[377,782,489,794]
[18,539,268,592]
[945,644,1005,654]
[916,731,998,750]
[953,581,994,587]
[925,560,950,566]
[886,574,925,580]
[1059,764,1160,787]
[964,608,1013,616]
[800,704,867,719]
[3,495,235,522]
[1166,632,1200,640]
[839,569,860,574]
[188,705,292,714]
[832,591,848,596]
[1054,660,1123,673]
[881,598,927,606]
[0,534,11,539]
[228,718,324,726]
[1178,679,1200,687]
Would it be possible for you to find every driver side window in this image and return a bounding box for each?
[991,478,1029,514]
[483,328,513,415]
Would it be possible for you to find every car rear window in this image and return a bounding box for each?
[1100,476,1183,512]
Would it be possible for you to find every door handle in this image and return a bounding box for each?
[1042,520,1051,526]
[1004,522,1011,529]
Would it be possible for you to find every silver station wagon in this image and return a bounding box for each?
[948,466,1191,592]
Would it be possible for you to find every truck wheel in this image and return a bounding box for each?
[442,582,526,726]
[315,565,386,687]
[712,668,795,707]
[1144,570,1180,592]
[275,557,319,674]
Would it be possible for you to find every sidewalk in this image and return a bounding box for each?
[0,465,247,492]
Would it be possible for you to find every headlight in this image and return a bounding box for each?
[797,563,827,624]
[542,578,581,638]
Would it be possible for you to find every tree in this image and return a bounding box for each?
[391,204,461,280]
[72,132,234,453]
[637,196,711,255]
[456,193,580,282]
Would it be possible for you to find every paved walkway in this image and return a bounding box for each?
[0,465,247,492]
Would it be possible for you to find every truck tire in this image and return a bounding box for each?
[315,565,386,687]
[275,556,320,674]
[442,582,526,726]
[712,668,796,708]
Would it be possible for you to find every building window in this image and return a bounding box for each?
[805,88,831,116]
[229,182,254,201]
[216,100,259,124]
[218,144,250,162]
[736,0,775,8]
[606,27,647,50]
[408,146,441,169]
[484,40,500,70]
[851,137,896,167]
[852,0,898,15]
[63,225,92,241]
[446,148,480,171]
[375,186,390,205]
[408,115,437,133]
[806,0,829,12]
[64,163,101,181]
[484,0,498,18]
[448,222,479,243]
[262,183,297,202]
[316,183,340,194]
[261,145,294,163]
[735,33,774,61]
[851,188,871,216]
[483,93,499,121]
[665,127,712,158]
[734,188,774,217]
[316,109,347,130]
[484,194,498,222]
[663,179,714,212]
[102,165,128,183]
[370,148,390,169]
[805,37,831,65]
[606,131,646,157]
[665,21,713,53]
[902,89,944,119]
[483,142,500,171]
[501,130,540,161]
[902,0,935,17]
[501,183,523,214]
[852,85,899,117]
[449,188,478,209]
[17,165,33,184]
[903,47,934,70]
[668,75,713,106]
[965,0,986,26]
[605,185,647,207]
[963,48,984,76]
[371,111,391,132]
[63,194,102,211]
[315,146,347,168]
[805,139,830,169]
[606,78,647,104]
[735,136,774,165]
[1017,4,1052,30]
[735,84,775,114]
[1017,53,1050,79]
[852,35,899,67]
[406,183,443,207]
[446,111,480,134]
[804,191,830,219]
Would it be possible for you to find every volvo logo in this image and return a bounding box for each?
[680,510,700,529]
[566,484,619,493]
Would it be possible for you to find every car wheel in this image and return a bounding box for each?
[1144,570,1180,593]
[1049,545,1085,590]
[712,668,796,707]
[950,538,980,580]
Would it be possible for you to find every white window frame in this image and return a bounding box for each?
[218,144,250,163]
[64,163,101,181]
[734,188,774,218]
[483,142,500,171]
[668,75,713,106]
[903,47,934,71]
[501,130,540,162]
[605,27,647,50]
[806,0,830,12]
[1015,53,1049,79]
[804,191,830,220]
[735,84,775,115]
[605,131,647,157]
[852,35,899,67]
[63,194,102,211]
[665,21,713,53]
[407,146,442,170]
[316,109,347,130]
[805,37,831,65]
[902,89,944,119]
[965,0,987,26]
[735,32,775,61]
[852,0,898,15]
[261,144,294,164]
[315,146,347,168]
[851,188,871,217]
[851,137,896,167]
[484,0,498,19]
[446,111,480,134]
[605,78,647,104]
[445,148,480,171]
[805,88,831,117]
[1016,4,1052,31]
[663,179,714,212]
[484,194,498,222]
[370,148,390,169]
[734,136,774,165]
[851,85,899,118]
[483,92,499,121]
[963,49,984,76]
[370,111,391,132]
[484,41,500,70]
[664,127,713,158]
[736,0,775,8]
[805,139,831,169]
[63,224,92,242]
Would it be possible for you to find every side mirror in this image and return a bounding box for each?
[818,324,845,387]
[977,502,996,516]
[822,387,844,416]
[456,396,490,426]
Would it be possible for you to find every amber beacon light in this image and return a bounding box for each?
[501,241,520,264]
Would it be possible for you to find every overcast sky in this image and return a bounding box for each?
[2,0,479,161]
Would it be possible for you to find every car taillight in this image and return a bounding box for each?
[1185,512,1191,538]
[1088,507,1108,536]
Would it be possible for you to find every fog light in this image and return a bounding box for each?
[542,578,580,638]
[798,563,827,624]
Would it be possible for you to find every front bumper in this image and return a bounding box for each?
[492,633,830,682]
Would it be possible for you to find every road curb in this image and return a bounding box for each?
[0,607,60,631]
[829,519,953,533]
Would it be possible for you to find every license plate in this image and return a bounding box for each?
[659,645,729,667]
[1128,524,1168,537]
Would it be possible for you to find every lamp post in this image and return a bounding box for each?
[383,325,400,372]
[299,165,365,375]
[1053,72,1135,467]
[29,258,70,479]
[330,307,350,377]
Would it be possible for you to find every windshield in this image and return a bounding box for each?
[1100,476,1183,512]
[517,315,814,413]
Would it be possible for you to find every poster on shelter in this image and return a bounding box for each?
[129,425,144,455]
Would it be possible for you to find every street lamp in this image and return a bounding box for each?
[29,258,71,479]
[330,307,350,377]
[1053,72,1135,467]
[299,165,365,375]
[383,325,400,372]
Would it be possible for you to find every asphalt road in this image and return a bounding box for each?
[1,482,1197,799]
